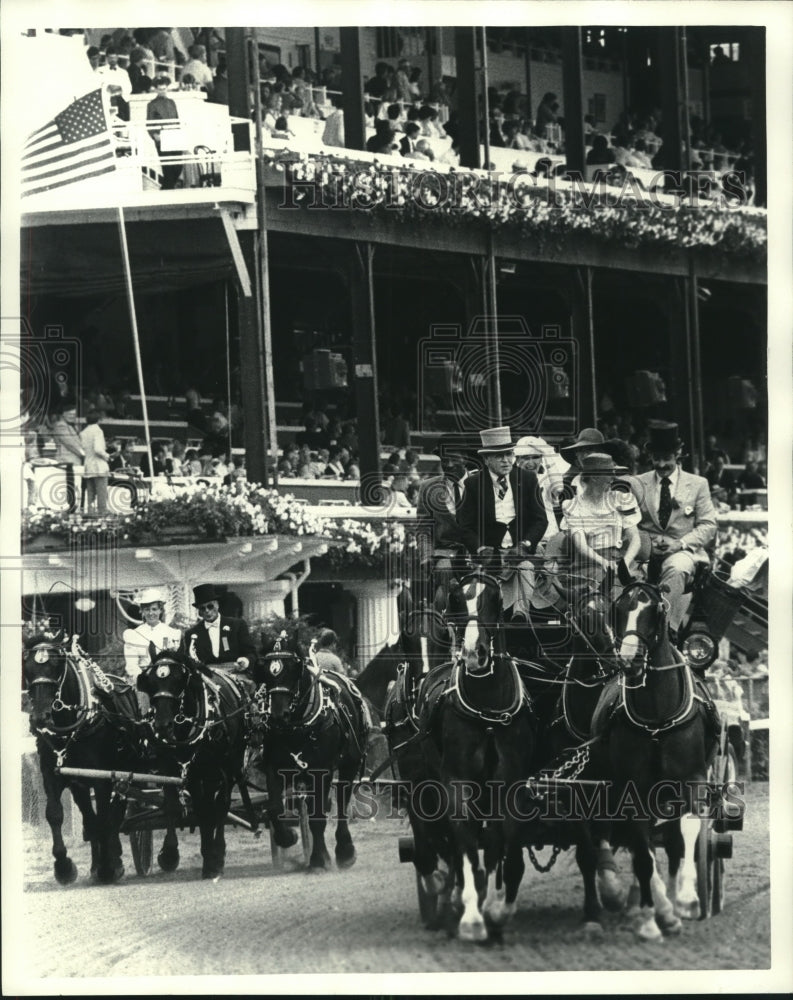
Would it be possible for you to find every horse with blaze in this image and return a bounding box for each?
[23,628,138,884]
[253,630,370,872]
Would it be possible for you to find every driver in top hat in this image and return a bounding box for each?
[180,583,257,670]
[634,421,717,642]
[458,426,548,561]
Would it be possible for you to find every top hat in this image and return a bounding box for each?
[137,587,166,607]
[514,435,546,458]
[559,427,605,462]
[477,426,515,454]
[646,421,683,455]
[578,452,627,476]
[192,583,222,607]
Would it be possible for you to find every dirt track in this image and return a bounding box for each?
[9,780,770,989]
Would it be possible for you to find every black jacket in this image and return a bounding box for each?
[180,616,256,666]
[458,465,547,554]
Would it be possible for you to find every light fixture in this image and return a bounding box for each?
[135,548,154,561]
[681,622,717,669]
[47,554,64,566]
[74,597,96,612]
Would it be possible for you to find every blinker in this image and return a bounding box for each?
[34,648,50,663]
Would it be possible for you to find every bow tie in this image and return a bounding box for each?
[204,620,220,630]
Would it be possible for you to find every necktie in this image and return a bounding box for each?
[496,475,507,501]
[452,480,462,507]
[658,476,673,529]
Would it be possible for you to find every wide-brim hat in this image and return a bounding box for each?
[137,587,166,607]
[646,420,683,455]
[559,427,605,462]
[477,426,515,454]
[514,435,546,458]
[192,583,222,607]
[578,452,627,475]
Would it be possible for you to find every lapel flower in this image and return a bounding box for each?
[222,625,230,632]
[684,504,694,516]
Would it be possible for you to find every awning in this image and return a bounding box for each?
[21,217,235,298]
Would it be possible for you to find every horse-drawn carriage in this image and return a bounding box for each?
[383,554,753,941]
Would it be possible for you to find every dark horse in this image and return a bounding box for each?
[416,570,537,941]
[136,650,252,879]
[597,581,718,940]
[253,630,370,872]
[23,629,139,884]
[516,583,626,923]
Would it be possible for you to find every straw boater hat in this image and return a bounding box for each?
[137,587,166,607]
[477,426,515,454]
[559,427,605,463]
[514,435,546,458]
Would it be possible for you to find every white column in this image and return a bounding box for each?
[235,580,292,622]
[348,578,403,668]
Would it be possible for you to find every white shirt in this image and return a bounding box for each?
[97,63,132,100]
[204,618,221,658]
[489,469,516,547]
[123,622,181,677]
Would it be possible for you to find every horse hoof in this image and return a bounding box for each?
[95,864,125,885]
[307,864,328,875]
[582,921,604,938]
[273,825,299,849]
[202,869,222,880]
[157,849,180,873]
[636,918,664,942]
[658,913,682,936]
[54,858,78,885]
[458,919,489,943]
[675,897,700,921]
[335,844,356,869]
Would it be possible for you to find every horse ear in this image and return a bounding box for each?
[658,583,671,595]
[136,671,151,694]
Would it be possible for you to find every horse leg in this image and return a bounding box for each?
[484,835,524,931]
[92,781,125,884]
[649,850,682,936]
[306,771,332,872]
[67,779,100,879]
[209,772,231,878]
[661,820,683,913]
[41,767,78,885]
[575,828,605,934]
[265,764,299,849]
[158,784,181,871]
[457,837,488,942]
[594,827,625,911]
[674,812,702,919]
[628,822,663,942]
[334,761,357,869]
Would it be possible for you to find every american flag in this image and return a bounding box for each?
[22,88,116,198]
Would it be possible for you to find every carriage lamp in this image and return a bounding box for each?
[681,621,717,669]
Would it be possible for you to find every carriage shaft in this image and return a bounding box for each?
[56,766,183,786]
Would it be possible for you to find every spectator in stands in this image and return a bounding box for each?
[147,75,183,190]
[489,108,506,147]
[80,410,110,515]
[535,92,560,139]
[366,119,398,155]
[711,45,731,66]
[210,57,228,105]
[180,44,214,96]
[736,460,766,509]
[399,121,423,157]
[203,412,231,458]
[706,456,737,507]
[365,61,391,103]
[127,47,152,94]
[296,415,329,451]
[170,439,186,475]
[704,433,730,466]
[504,118,532,150]
[310,448,330,478]
[408,67,423,102]
[184,448,203,476]
[291,66,319,118]
[586,134,617,167]
[324,446,348,479]
[418,104,444,139]
[97,44,132,99]
[86,46,101,70]
[386,102,405,131]
[185,386,205,431]
[321,92,345,147]
[132,29,156,77]
[49,407,84,514]
[396,59,412,102]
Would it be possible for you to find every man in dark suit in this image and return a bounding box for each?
[458,426,548,559]
[415,435,469,607]
[181,583,257,670]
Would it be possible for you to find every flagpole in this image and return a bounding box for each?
[116,206,154,485]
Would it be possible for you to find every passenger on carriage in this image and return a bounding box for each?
[633,422,717,645]
[122,588,182,680]
[180,583,257,672]
[550,427,608,527]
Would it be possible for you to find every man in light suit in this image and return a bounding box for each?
[634,422,717,639]
[181,583,256,670]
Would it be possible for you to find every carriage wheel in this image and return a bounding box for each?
[129,828,153,877]
[696,751,734,919]
[416,870,439,927]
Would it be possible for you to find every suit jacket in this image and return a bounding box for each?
[635,469,717,560]
[458,465,547,555]
[415,474,466,563]
[180,616,256,666]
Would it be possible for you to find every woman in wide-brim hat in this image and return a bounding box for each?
[558,427,606,465]
[552,452,641,590]
[123,587,182,679]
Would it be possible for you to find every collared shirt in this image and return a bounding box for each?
[204,618,221,658]
[123,622,181,676]
[97,63,132,99]
[650,465,681,516]
[489,469,515,546]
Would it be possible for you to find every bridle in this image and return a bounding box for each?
[257,635,325,728]
[614,581,672,680]
[143,657,219,747]
[450,570,504,674]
